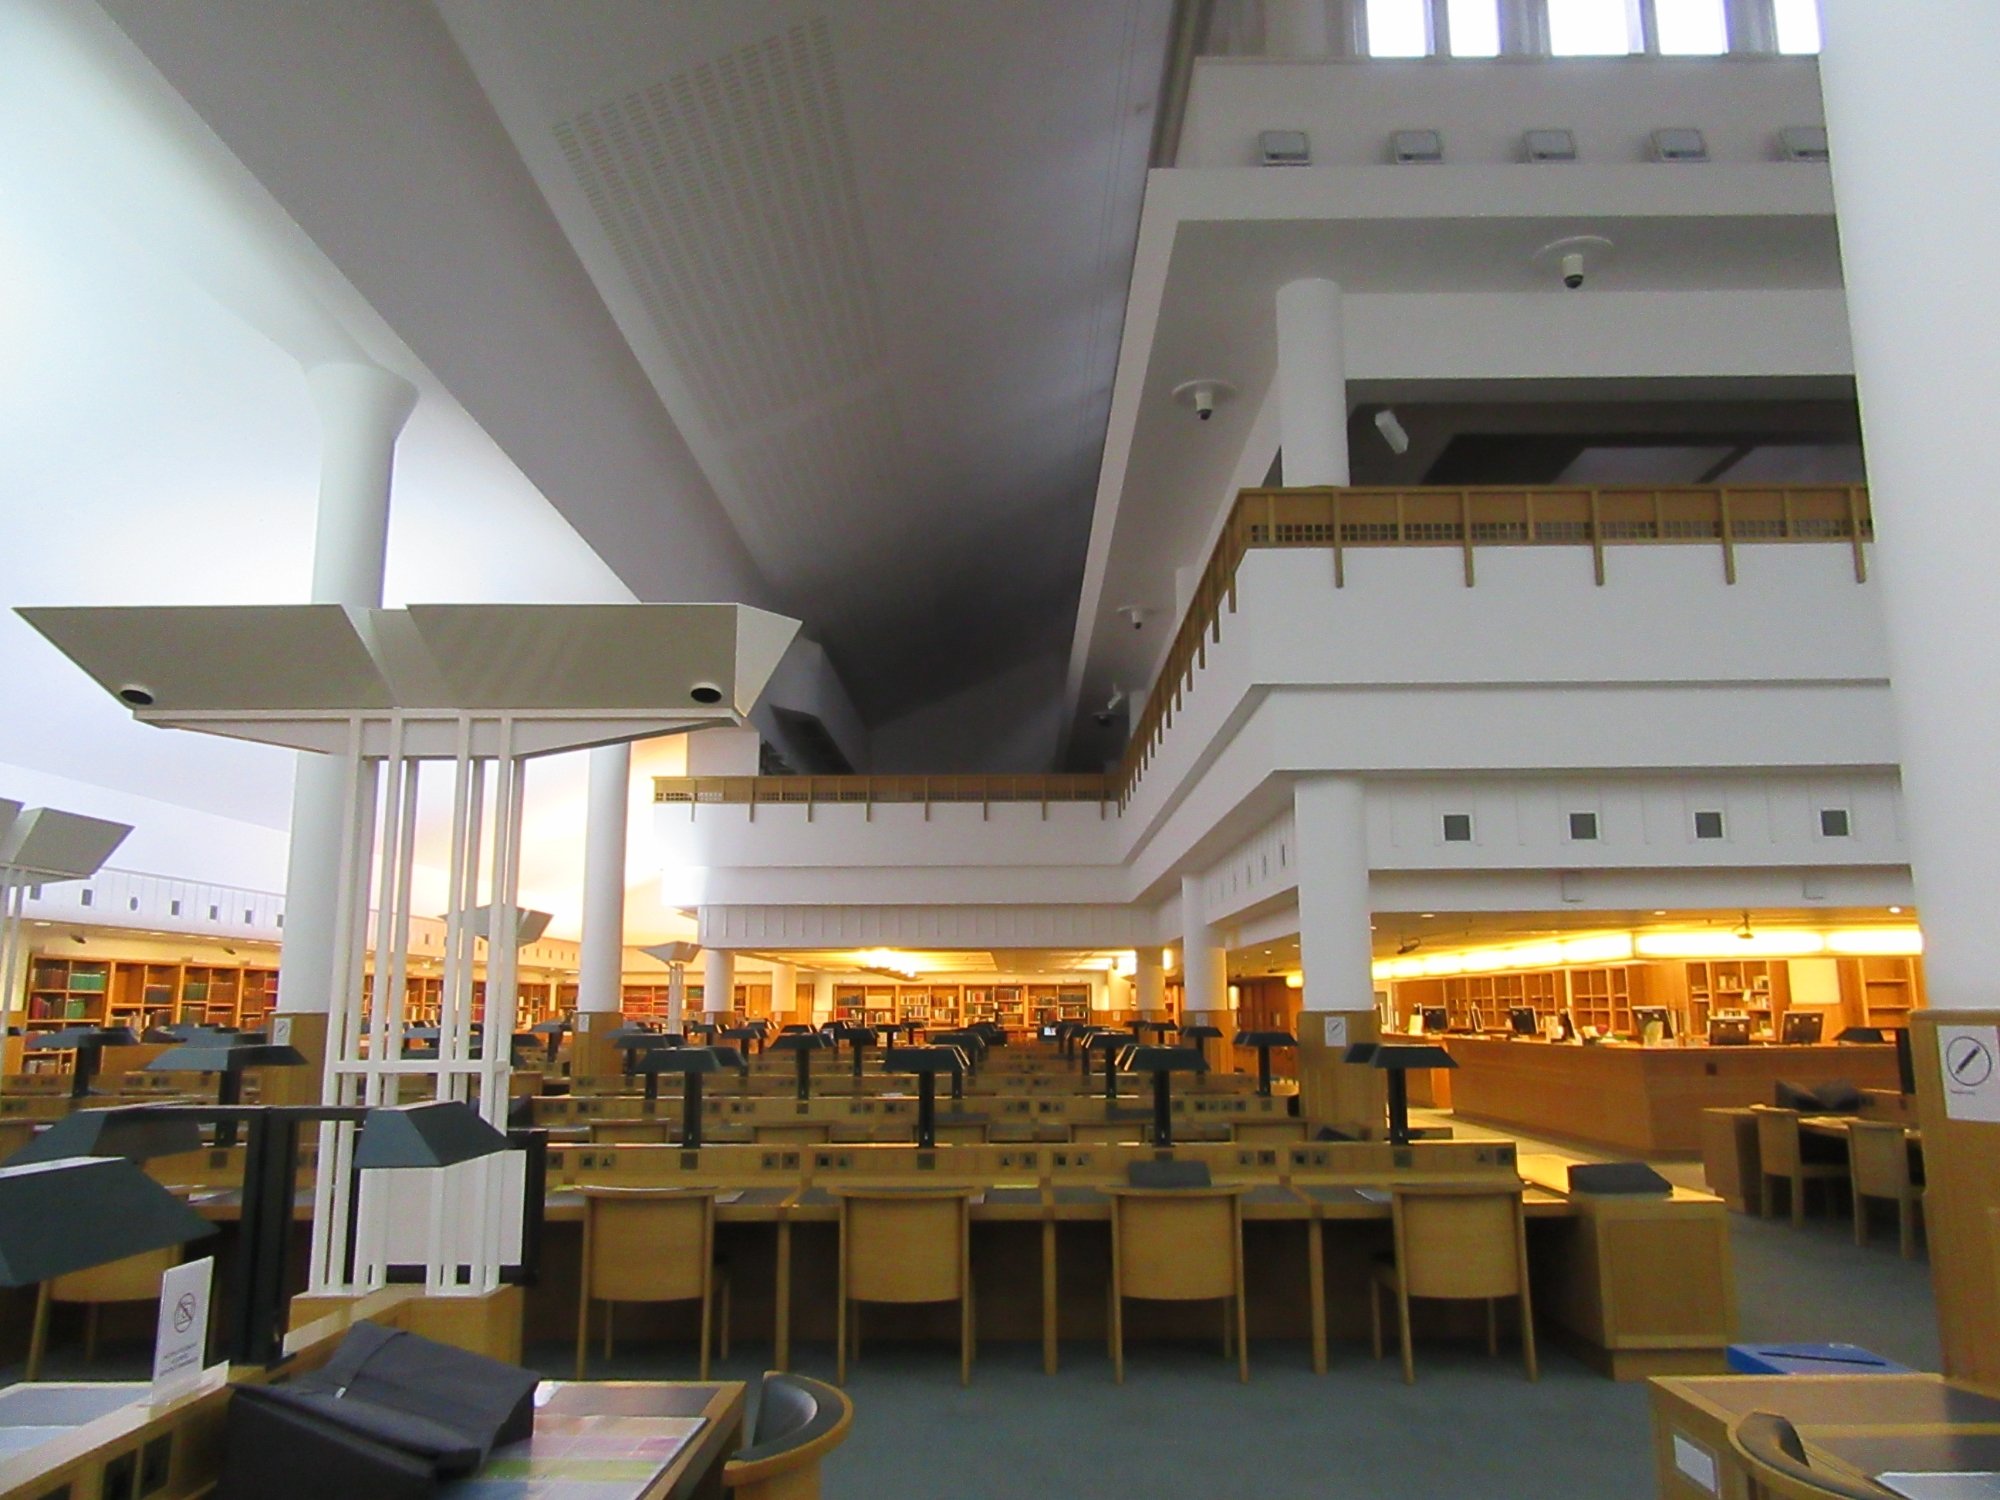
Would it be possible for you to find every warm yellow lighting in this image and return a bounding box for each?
[1162,949,1177,972]
[1285,972,1304,989]
[1115,951,1138,976]
[1634,930,1826,959]
[1560,933,1635,965]
[1227,984,1241,1006]
[1825,926,1925,956]
[854,948,922,977]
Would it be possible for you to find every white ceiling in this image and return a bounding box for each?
[436,0,1173,720]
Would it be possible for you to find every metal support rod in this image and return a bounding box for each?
[916,1071,937,1150]
[1386,1070,1413,1147]
[1257,1046,1274,1098]
[682,1072,704,1150]
[793,1047,812,1102]
[233,1110,303,1367]
[1102,1049,1118,1103]
[1152,1070,1173,1148]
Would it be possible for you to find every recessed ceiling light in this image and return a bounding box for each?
[1888,906,1903,914]
[1653,910,1667,917]
[1420,913,1435,920]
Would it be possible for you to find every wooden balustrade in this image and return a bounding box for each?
[655,485,1872,818]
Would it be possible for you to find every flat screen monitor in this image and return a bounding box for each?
[1509,1006,1539,1036]
[1040,1025,1058,1040]
[1420,1006,1448,1034]
[1707,1016,1752,1046]
[1632,1005,1674,1042]
[1781,1011,1825,1045]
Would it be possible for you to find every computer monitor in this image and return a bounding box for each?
[1781,1011,1825,1045]
[1707,1015,1752,1046]
[1508,1006,1539,1036]
[1420,1006,1448,1034]
[1631,1005,1674,1042]
[1039,1024,1058,1040]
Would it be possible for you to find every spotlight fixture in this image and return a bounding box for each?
[1396,936,1422,956]
[1373,408,1411,455]
[1171,379,1235,423]
[1735,910,1756,942]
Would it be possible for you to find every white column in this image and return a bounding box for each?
[1294,777,1375,1012]
[768,960,798,1021]
[1180,874,1228,1016]
[812,972,836,1024]
[665,964,687,1032]
[1135,949,1167,1018]
[1819,4,2000,1009]
[703,948,736,1017]
[279,362,417,1017]
[575,742,630,1016]
[1275,279,1349,487]
[1497,0,1548,56]
[1722,0,1777,53]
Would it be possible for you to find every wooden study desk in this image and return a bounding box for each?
[1651,1372,2000,1500]
[1443,1036,1901,1154]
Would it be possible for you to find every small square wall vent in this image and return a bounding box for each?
[1568,811,1599,841]
[1819,808,1851,838]
[1652,127,1709,163]
[1441,812,1474,843]
[1693,809,1726,840]
[1390,129,1445,164]
[1524,128,1576,163]
[1258,129,1311,166]
[1778,125,1830,162]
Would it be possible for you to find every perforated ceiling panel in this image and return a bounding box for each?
[551,17,883,437]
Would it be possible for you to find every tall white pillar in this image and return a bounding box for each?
[1496,0,1548,56]
[1275,279,1349,487]
[1266,0,1331,56]
[575,743,631,1016]
[1179,874,1229,1017]
[1721,0,1777,53]
[666,964,687,1033]
[1294,777,1375,1013]
[278,362,417,1017]
[1819,4,2000,1009]
[702,949,736,1018]
[1135,949,1167,1019]
[768,960,798,1021]
[812,972,836,1024]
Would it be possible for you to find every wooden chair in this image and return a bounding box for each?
[576,1188,729,1379]
[1729,1410,1899,1499]
[1848,1120,1924,1258]
[27,1245,182,1379]
[834,1188,976,1386]
[1753,1107,1848,1229]
[1107,1185,1248,1383]
[1370,1185,1536,1384]
[722,1371,855,1500]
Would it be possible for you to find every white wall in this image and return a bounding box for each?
[1180,55,1826,168]
[871,649,1069,774]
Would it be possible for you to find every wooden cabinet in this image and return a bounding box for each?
[1843,955,1922,1029]
[1566,966,1632,1036]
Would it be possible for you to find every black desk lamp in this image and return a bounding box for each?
[0,1156,216,1288]
[881,1046,968,1149]
[685,1020,719,1044]
[352,1100,514,1170]
[768,1030,835,1101]
[969,1021,1007,1048]
[1124,1045,1208,1148]
[27,1025,141,1099]
[1053,1020,1084,1058]
[928,1029,987,1088]
[529,1018,571,1066]
[638,1047,739,1149]
[145,1042,308,1147]
[1344,1042,1457,1146]
[1084,1032,1137,1102]
[720,1027,760,1077]
[1181,1024,1225,1070]
[608,1026,674,1082]
[5,1106,204,1166]
[780,1023,815,1035]
[1132,1019,1179,1041]
[1233,1030,1298,1097]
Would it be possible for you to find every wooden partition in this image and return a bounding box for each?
[1909,1010,2000,1384]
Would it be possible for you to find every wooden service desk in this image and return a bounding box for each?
[1443,1037,1901,1154]
[529,1137,1733,1381]
[1650,1372,2000,1500]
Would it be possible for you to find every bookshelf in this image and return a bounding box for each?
[1840,955,1922,1030]
[18,956,280,1033]
[1683,959,1788,1037]
[21,958,110,1028]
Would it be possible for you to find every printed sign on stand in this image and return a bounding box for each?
[1938,1024,2000,1122]
[1322,1015,1349,1049]
[151,1256,213,1403]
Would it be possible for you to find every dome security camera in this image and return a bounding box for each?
[688,683,724,705]
[118,684,156,707]
[1560,251,1586,290]
[1171,379,1236,424]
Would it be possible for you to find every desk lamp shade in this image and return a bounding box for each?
[352,1101,512,1170]
[145,1043,308,1075]
[1233,1030,1299,1097]
[28,1025,141,1051]
[0,1156,215,1287]
[1125,1046,1208,1147]
[780,1023,815,1035]
[637,1047,734,1148]
[1344,1042,1456,1145]
[1084,1032,1137,1101]
[5,1107,205,1166]
[529,1020,570,1035]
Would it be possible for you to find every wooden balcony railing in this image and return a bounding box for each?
[1112,483,1873,807]
[654,485,1871,822]
[653,773,1114,819]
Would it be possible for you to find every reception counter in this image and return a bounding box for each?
[1441,1036,1900,1154]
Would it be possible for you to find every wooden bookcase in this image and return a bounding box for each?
[18,956,281,1034]
[21,958,111,1028]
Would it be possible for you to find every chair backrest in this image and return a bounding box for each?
[1729,1410,1898,1500]
[1847,1121,1912,1197]
[1110,1188,1241,1302]
[1753,1107,1805,1174]
[724,1370,854,1500]
[838,1191,970,1303]
[581,1189,711,1303]
[1391,1187,1525,1301]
